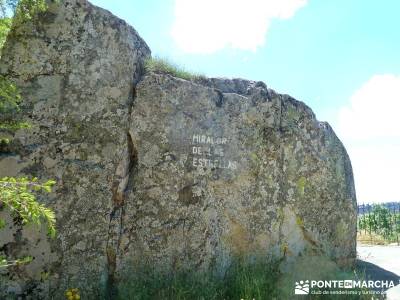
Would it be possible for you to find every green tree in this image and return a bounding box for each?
[0,0,49,45]
[358,204,400,243]
[0,17,11,52]
[372,205,391,238]
[0,177,56,268]
[1,0,48,20]
[0,177,56,236]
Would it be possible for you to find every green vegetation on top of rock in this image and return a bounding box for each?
[144,56,204,81]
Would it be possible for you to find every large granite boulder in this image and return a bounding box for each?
[0,0,356,298]
[120,74,357,275]
[0,0,150,298]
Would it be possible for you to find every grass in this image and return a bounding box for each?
[116,257,280,300]
[114,256,375,300]
[357,232,388,245]
[144,57,205,81]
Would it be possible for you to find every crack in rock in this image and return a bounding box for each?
[106,133,137,298]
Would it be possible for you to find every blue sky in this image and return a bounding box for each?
[91,0,400,204]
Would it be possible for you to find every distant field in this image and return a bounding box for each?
[357,232,388,245]
[357,203,400,245]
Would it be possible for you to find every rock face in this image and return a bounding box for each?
[121,74,357,273]
[0,0,356,298]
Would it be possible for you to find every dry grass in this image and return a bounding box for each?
[144,57,205,81]
[357,231,388,245]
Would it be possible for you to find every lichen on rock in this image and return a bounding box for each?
[0,0,356,298]
[122,73,357,277]
[0,0,150,298]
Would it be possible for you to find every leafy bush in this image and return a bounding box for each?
[144,57,204,81]
[0,75,30,147]
[1,0,49,24]
[0,75,21,115]
[0,177,56,237]
[13,0,48,24]
[0,17,11,52]
[0,177,56,269]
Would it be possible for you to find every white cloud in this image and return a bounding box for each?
[337,74,400,203]
[338,75,400,140]
[171,0,307,53]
